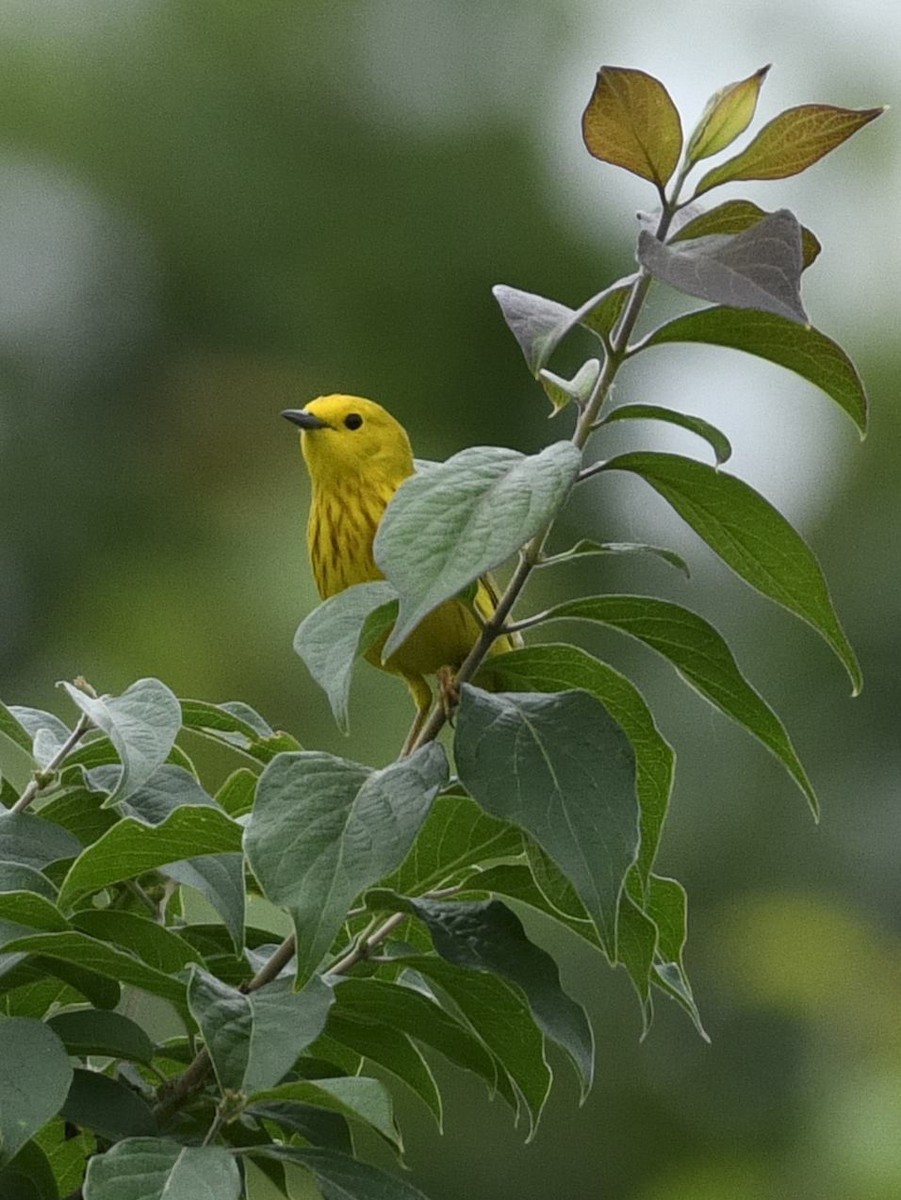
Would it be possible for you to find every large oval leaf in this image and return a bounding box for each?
[0,1019,72,1166]
[455,686,639,956]
[375,443,580,658]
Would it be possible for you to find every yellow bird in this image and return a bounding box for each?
[283,394,518,748]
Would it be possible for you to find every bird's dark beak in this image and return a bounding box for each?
[281,408,330,431]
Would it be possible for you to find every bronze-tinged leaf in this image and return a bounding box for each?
[694,103,885,195]
[672,200,821,269]
[582,66,683,189]
[685,66,770,166]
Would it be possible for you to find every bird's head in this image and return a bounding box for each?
[282,394,415,489]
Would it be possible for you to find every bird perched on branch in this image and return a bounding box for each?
[283,394,518,748]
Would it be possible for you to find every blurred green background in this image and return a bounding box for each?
[2,3,899,1197]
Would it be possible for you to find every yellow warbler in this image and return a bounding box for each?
[283,394,518,744]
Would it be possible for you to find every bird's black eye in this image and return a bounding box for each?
[344,412,363,430]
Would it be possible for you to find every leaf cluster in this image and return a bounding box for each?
[0,66,881,1199]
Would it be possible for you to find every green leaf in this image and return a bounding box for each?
[72,910,203,975]
[615,891,657,1029]
[601,452,862,698]
[165,855,245,956]
[539,359,601,416]
[186,967,252,1093]
[36,787,118,847]
[0,1018,72,1166]
[0,812,80,871]
[0,891,68,948]
[122,764,218,824]
[0,931,188,1010]
[376,442,580,657]
[695,102,885,196]
[527,598,817,814]
[582,66,682,188]
[215,767,258,817]
[637,209,807,324]
[639,306,867,436]
[61,679,181,807]
[35,1119,94,1197]
[48,1009,154,1063]
[56,804,242,910]
[247,1077,401,1154]
[0,863,56,903]
[492,280,634,376]
[648,876,707,1038]
[294,581,399,733]
[331,976,499,1098]
[245,1100,351,1153]
[462,861,599,945]
[0,704,32,755]
[0,1139,57,1200]
[685,65,770,165]
[403,897,594,1098]
[245,976,335,1094]
[243,1146,431,1200]
[399,955,549,1137]
[476,643,673,886]
[245,746,447,985]
[179,699,300,766]
[0,732,33,797]
[386,792,522,895]
[539,538,689,577]
[672,200,821,270]
[325,1012,442,1128]
[84,1138,241,1200]
[602,402,732,465]
[455,686,638,956]
[61,1069,157,1140]
[0,958,120,1010]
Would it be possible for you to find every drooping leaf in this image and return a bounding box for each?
[615,891,658,1029]
[0,1138,57,1200]
[694,102,885,195]
[244,1100,352,1154]
[165,854,246,956]
[293,581,399,732]
[602,402,732,464]
[685,65,770,165]
[639,306,867,435]
[600,453,862,698]
[330,976,499,1098]
[0,863,57,902]
[637,209,807,323]
[0,1019,72,1166]
[403,896,594,1098]
[525,598,817,813]
[322,1013,442,1128]
[61,679,181,807]
[376,443,580,657]
[455,686,638,955]
[398,954,549,1136]
[245,975,335,1094]
[245,746,448,985]
[84,1138,241,1200]
[648,876,708,1038]
[671,200,821,269]
[215,767,258,817]
[582,66,682,188]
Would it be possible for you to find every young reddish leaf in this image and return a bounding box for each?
[672,199,821,269]
[694,103,884,196]
[638,208,807,324]
[582,66,682,189]
[685,65,770,166]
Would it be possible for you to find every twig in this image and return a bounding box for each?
[10,713,93,814]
